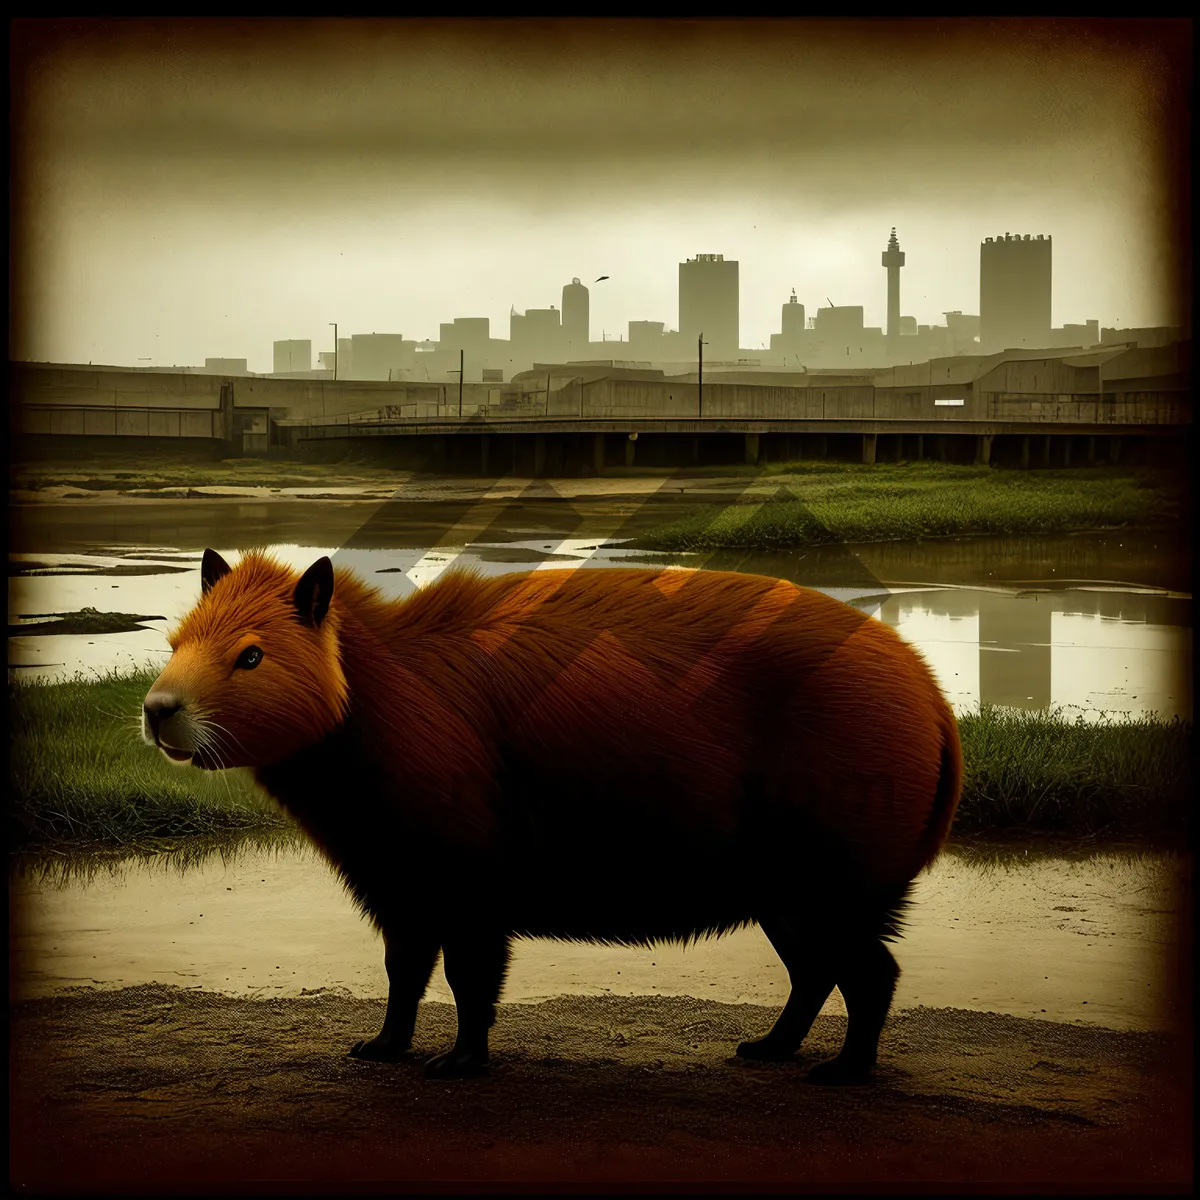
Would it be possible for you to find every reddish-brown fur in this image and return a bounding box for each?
[146,548,962,1084]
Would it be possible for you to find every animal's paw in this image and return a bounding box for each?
[805,1057,874,1086]
[424,1049,490,1080]
[736,1037,797,1063]
[348,1035,415,1063]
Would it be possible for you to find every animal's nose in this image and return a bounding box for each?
[143,692,183,738]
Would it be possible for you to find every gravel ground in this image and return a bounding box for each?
[9,984,1192,1192]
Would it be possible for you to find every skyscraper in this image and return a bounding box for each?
[679,253,739,361]
[781,291,806,345]
[979,234,1052,353]
[561,278,590,349]
[273,340,312,374]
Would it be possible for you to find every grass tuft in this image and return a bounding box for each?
[8,669,1192,851]
[8,668,284,848]
[955,706,1192,840]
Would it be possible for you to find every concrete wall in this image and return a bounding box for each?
[13,365,224,408]
[11,359,1190,439]
[18,406,217,438]
[234,376,496,419]
[574,379,976,421]
[975,357,1094,395]
[983,391,1188,424]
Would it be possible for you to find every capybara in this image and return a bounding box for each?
[143,547,962,1084]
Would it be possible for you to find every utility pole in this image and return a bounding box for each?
[698,332,707,419]
[329,323,338,382]
[459,348,464,418]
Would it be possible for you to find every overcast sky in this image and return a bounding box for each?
[10,18,1190,373]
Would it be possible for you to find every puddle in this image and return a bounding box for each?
[8,538,1192,724]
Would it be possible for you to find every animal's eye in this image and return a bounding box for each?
[236,646,263,671]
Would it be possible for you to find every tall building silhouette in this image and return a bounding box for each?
[562,277,590,350]
[349,333,409,381]
[511,306,562,366]
[980,233,1052,353]
[438,318,490,358]
[781,291,806,344]
[273,339,312,374]
[679,253,739,361]
[881,228,905,348]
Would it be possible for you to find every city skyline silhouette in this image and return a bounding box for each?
[10,18,1189,374]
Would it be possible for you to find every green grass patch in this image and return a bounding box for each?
[8,668,285,849]
[955,706,1192,841]
[8,669,1192,850]
[630,463,1184,550]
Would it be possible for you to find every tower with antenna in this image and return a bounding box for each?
[881,227,905,350]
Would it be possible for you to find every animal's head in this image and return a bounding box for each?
[142,549,349,770]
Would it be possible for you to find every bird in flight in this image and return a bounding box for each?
[595,276,609,282]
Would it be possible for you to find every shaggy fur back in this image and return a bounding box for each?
[181,556,968,945]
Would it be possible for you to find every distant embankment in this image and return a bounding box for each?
[8,345,1191,473]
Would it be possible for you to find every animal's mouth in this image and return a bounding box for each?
[158,742,194,763]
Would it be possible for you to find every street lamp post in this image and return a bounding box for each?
[459,348,464,419]
[329,323,337,382]
[698,332,707,419]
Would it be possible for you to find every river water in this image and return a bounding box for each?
[7,494,1193,1034]
[7,498,1193,722]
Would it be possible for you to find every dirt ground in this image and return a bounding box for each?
[8,984,1192,1193]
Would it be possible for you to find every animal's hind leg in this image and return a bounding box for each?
[737,916,837,1062]
[806,934,899,1086]
[425,926,511,1081]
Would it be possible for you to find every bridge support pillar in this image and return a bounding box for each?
[1019,436,1030,469]
[1039,435,1052,468]
[1086,435,1096,465]
[219,382,236,451]
[861,433,877,465]
[1110,436,1122,464]
[480,435,489,475]
[974,434,993,466]
[534,434,547,478]
[914,434,924,461]
[691,434,701,465]
[1061,437,1072,468]
[624,436,636,469]
[745,433,760,465]
[593,433,606,475]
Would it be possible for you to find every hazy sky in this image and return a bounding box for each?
[11,18,1190,373]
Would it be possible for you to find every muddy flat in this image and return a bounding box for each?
[9,984,1191,1192]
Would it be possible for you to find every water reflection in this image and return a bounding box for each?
[874,588,1190,720]
[8,525,1192,723]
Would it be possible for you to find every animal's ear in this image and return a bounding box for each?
[294,557,335,627]
[201,549,232,595]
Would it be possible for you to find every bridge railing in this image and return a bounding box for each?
[275,384,1191,429]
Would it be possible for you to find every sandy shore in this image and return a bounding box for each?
[10,983,1191,1191]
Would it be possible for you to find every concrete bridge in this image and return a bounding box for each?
[11,342,1190,473]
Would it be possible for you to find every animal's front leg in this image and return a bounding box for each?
[349,927,441,1062]
[425,926,511,1080]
